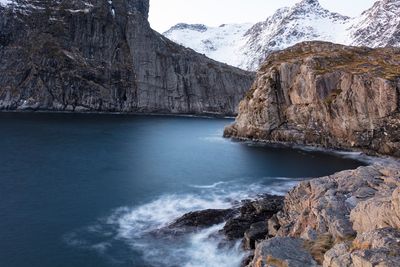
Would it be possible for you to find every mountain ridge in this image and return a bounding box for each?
[164,0,400,71]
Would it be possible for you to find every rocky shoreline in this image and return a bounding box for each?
[160,155,399,267]
[216,41,400,266]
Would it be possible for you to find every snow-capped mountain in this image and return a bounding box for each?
[164,0,400,71]
[349,0,400,47]
[241,0,351,70]
[163,23,253,68]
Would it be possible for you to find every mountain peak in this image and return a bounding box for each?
[297,0,321,7]
[164,23,208,34]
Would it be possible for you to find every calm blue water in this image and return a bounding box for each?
[0,113,364,267]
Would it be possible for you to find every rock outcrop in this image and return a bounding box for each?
[0,0,254,115]
[247,161,400,267]
[224,41,400,156]
[222,41,400,267]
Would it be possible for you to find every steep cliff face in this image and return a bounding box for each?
[224,42,400,156]
[0,0,254,115]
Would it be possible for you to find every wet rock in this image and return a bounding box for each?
[241,252,254,267]
[243,221,268,250]
[168,208,236,229]
[249,237,318,267]
[221,195,284,240]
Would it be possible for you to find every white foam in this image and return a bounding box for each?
[65,179,299,266]
[183,224,245,267]
[189,181,228,189]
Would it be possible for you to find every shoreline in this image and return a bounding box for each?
[227,136,399,165]
[0,109,237,120]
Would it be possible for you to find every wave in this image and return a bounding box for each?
[189,181,229,189]
[64,178,299,267]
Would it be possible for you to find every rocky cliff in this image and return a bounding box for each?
[224,41,400,156]
[245,160,400,267]
[0,0,254,115]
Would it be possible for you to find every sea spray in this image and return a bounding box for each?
[64,179,300,266]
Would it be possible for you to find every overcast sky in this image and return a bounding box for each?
[149,0,376,33]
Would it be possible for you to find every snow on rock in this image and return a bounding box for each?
[349,0,400,47]
[163,0,400,71]
[0,0,13,6]
[164,23,253,68]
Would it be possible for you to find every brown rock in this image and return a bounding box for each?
[272,162,400,242]
[324,228,400,267]
[249,237,318,267]
[224,41,400,156]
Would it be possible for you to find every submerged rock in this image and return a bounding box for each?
[224,41,400,156]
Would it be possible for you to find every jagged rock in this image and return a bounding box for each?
[323,242,353,267]
[224,41,400,156]
[243,221,267,250]
[0,0,254,115]
[267,214,280,237]
[272,162,400,241]
[350,187,400,233]
[324,228,400,267]
[249,237,318,267]
[168,208,236,229]
[221,195,284,240]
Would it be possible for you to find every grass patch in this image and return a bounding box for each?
[303,234,334,265]
[266,256,289,267]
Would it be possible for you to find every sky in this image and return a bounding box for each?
[149,0,377,33]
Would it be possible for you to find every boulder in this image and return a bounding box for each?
[221,195,284,240]
[168,208,236,229]
[243,221,268,250]
[249,237,318,267]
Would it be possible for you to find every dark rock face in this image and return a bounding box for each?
[243,221,267,250]
[225,41,400,156]
[0,0,254,115]
[168,208,236,229]
[221,195,284,240]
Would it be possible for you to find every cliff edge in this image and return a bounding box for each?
[224,41,400,156]
[0,0,254,115]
